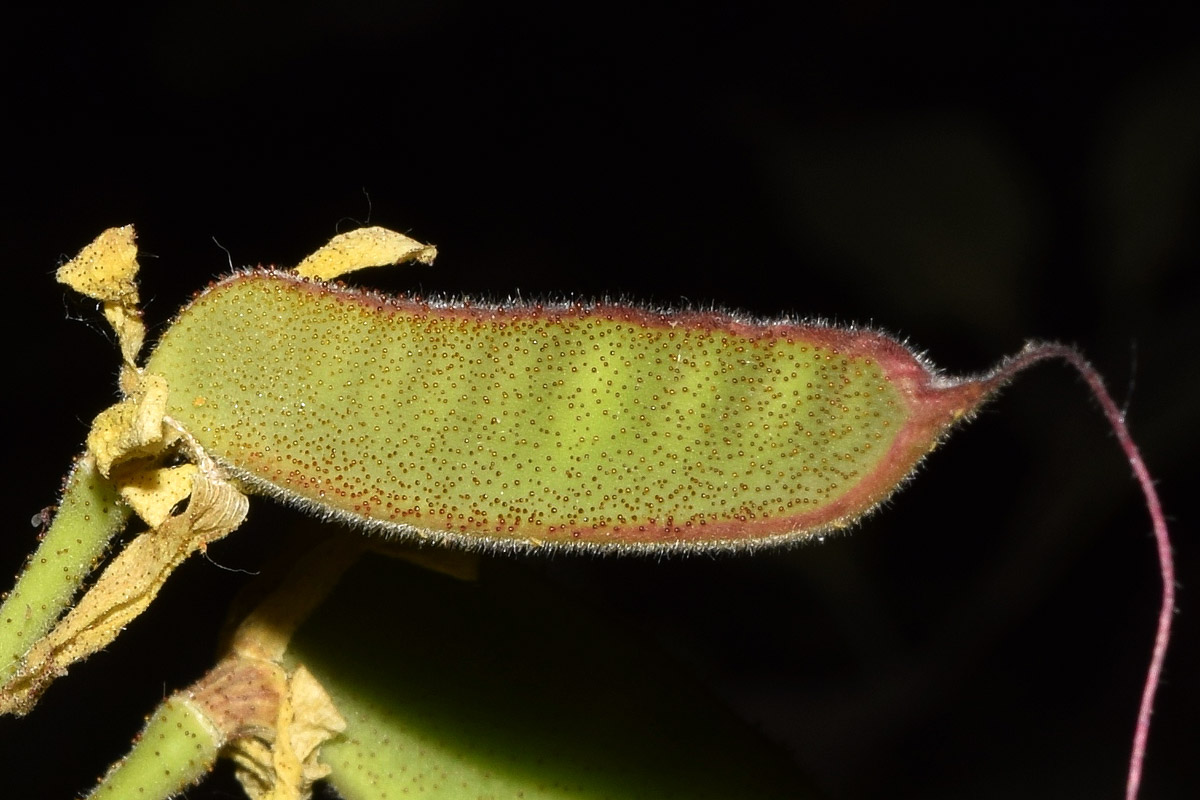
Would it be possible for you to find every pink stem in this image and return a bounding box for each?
[984,342,1174,800]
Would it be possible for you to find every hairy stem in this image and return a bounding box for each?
[984,342,1174,800]
[0,455,129,710]
[86,695,223,799]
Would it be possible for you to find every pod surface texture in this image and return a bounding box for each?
[147,271,975,551]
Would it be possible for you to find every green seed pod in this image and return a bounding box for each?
[146,271,989,552]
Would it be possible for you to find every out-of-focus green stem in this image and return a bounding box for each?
[0,454,129,690]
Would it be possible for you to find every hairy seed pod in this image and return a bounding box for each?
[146,271,989,552]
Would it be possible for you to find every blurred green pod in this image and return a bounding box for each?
[289,555,813,799]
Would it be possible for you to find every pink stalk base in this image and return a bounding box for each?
[983,343,1174,800]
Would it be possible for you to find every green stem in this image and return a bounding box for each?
[85,695,222,799]
[0,454,129,693]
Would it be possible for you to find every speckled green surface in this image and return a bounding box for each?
[147,271,981,550]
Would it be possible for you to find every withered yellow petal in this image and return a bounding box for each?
[293,226,436,281]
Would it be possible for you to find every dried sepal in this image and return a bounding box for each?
[293,226,437,281]
[86,372,175,477]
[56,224,145,366]
[113,462,199,528]
[225,665,346,800]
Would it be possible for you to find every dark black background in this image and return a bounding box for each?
[1,2,1196,798]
